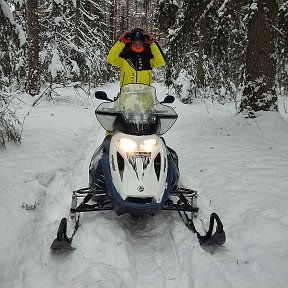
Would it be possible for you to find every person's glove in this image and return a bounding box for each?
[144,33,155,45]
[119,31,133,43]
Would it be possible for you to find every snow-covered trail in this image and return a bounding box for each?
[169,103,288,288]
[1,83,288,288]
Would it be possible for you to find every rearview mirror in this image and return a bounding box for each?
[95,91,113,102]
[161,95,175,104]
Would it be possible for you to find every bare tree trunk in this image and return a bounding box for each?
[104,0,106,23]
[113,0,117,42]
[75,0,80,47]
[109,1,115,42]
[151,1,154,33]
[63,0,67,13]
[116,0,120,36]
[90,0,94,15]
[90,0,95,28]
[145,5,148,31]
[240,0,278,113]
[27,0,40,96]
[126,0,130,30]
[196,16,208,88]
[113,0,121,38]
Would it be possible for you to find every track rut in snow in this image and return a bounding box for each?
[119,213,181,288]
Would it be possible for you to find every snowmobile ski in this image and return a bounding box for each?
[179,210,226,245]
[177,193,226,245]
[50,217,79,251]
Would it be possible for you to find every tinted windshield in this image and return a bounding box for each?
[95,84,177,135]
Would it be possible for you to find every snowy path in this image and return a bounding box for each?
[1,83,288,288]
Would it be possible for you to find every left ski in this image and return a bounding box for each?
[50,217,79,251]
[176,192,226,246]
[51,187,111,251]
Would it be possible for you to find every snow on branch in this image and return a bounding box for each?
[0,0,26,46]
[49,48,65,79]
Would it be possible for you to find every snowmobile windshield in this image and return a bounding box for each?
[95,84,178,135]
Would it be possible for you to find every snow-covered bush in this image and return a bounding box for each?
[173,69,194,103]
[0,93,21,148]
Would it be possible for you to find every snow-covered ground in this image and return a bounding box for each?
[1,83,288,288]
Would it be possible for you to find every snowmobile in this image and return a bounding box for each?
[51,84,226,251]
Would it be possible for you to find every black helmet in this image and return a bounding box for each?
[130,28,146,42]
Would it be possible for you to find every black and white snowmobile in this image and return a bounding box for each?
[51,84,226,251]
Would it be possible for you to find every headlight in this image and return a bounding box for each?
[140,139,158,152]
[118,138,137,152]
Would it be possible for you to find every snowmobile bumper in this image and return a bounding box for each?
[68,188,198,215]
[51,187,225,251]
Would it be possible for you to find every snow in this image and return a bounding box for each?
[0,0,26,45]
[218,0,229,17]
[53,0,64,4]
[175,69,192,100]
[250,1,258,11]
[0,0,13,23]
[1,83,288,288]
[71,60,80,76]
[14,0,24,4]
[54,16,63,25]
[15,23,26,46]
[71,0,76,8]
[85,58,92,71]
[49,49,65,79]
[168,29,176,36]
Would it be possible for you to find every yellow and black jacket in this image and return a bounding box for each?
[107,41,166,87]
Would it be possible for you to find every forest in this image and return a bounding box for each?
[1,2,288,288]
[1,0,287,146]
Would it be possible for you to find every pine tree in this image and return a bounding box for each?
[240,0,278,113]
[37,0,111,85]
[0,0,26,91]
[126,0,130,29]
[278,0,288,109]
[27,0,40,95]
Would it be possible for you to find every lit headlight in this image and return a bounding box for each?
[118,138,137,152]
[140,139,158,152]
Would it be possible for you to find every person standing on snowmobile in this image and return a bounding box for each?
[107,28,166,87]
[89,28,179,191]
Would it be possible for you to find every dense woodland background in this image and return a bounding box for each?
[0,0,288,147]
